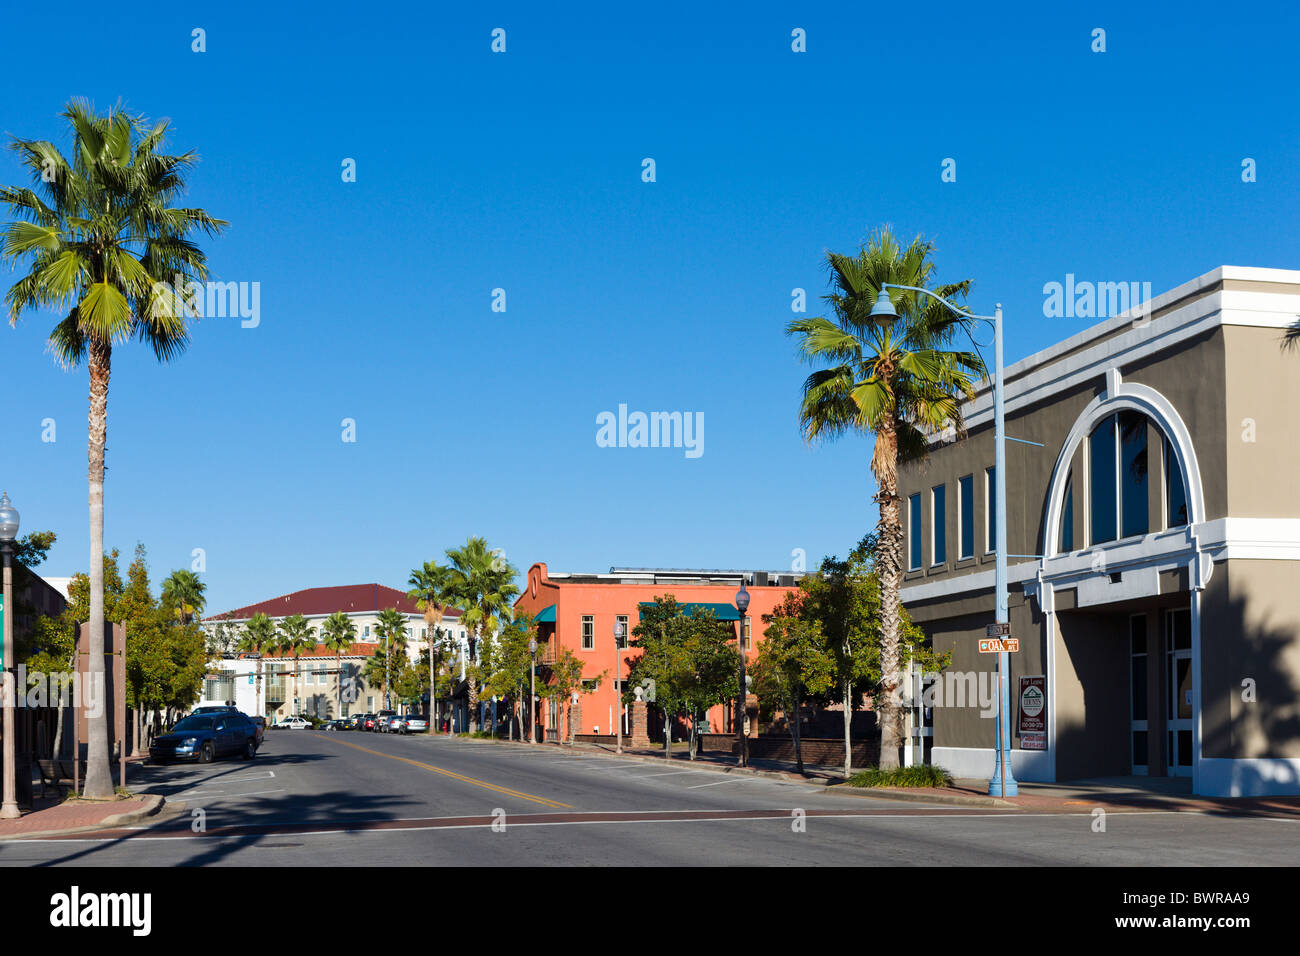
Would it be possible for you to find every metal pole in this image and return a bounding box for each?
[736,619,748,769]
[1,546,19,818]
[529,647,536,744]
[989,303,1018,797]
[615,626,623,754]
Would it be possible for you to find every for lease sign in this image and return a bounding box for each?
[1019,675,1046,750]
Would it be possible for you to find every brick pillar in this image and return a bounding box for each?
[569,702,581,743]
[630,700,651,748]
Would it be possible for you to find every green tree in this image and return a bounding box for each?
[624,596,741,760]
[161,568,206,626]
[480,613,537,740]
[321,611,357,717]
[753,590,836,773]
[408,560,458,725]
[445,537,519,732]
[543,646,593,745]
[275,614,314,715]
[238,612,277,717]
[2,101,226,796]
[374,608,409,711]
[787,228,982,770]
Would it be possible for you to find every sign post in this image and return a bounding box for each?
[980,626,1019,799]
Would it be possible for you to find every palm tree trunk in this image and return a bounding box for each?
[876,413,905,771]
[842,679,853,778]
[83,339,114,798]
[792,688,804,775]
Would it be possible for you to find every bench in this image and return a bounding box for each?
[37,758,87,799]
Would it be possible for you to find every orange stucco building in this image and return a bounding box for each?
[513,563,802,741]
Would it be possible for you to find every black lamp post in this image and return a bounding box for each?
[613,621,625,754]
[528,637,537,744]
[734,581,751,768]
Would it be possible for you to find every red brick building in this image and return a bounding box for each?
[513,563,801,742]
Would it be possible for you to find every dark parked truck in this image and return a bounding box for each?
[149,712,260,763]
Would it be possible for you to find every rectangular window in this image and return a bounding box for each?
[1089,416,1117,544]
[985,466,997,552]
[908,494,922,570]
[1165,437,1188,528]
[581,679,598,692]
[1060,475,1074,552]
[931,484,947,565]
[958,475,974,559]
[581,615,594,650]
[742,616,752,650]
[1119,410,1149,538]
[616,615,629,649]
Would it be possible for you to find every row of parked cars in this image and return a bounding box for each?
[322,711,430,734]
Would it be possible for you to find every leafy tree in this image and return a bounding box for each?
[238,612,277,716]
[543,647,593,745]
[374,608,409,711]
[321,611,357,716]
[445,537,519,732]
[208,616,243,659]
[2,100,226,797]
[624,596,740,760]
[753,590,836,773]
[275,613,315,714]
[480,613,538,740]
[788,228,982,770]
[161,568,206,626]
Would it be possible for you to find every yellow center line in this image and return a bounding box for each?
[321,736,573,809]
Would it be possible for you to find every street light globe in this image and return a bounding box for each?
[869,289,899,327]
[613,621,624,639]
[0,493,18,544]
[734,583,750,614]
[528,638,537,655]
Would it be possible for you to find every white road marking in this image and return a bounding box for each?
[626,770,710,780]
[687,777,759,789]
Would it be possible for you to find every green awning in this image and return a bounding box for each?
[534,604,557,623]
[637,601,740,621]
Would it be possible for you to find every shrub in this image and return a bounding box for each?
[848,765,954,788]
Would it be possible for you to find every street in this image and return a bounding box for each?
[1,733,1297,866]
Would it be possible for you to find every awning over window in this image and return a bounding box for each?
[533,604,557,623]
[637,601,740,621]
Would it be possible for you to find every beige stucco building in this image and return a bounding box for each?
[898,266,1300,797]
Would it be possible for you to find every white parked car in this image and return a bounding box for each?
[276,716,310,730]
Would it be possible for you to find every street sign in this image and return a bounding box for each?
[978,637,1019,653]
[985,622,1010,638]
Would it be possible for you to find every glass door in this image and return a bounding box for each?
[1130,615,1149,775]
[1165,609,1193,777]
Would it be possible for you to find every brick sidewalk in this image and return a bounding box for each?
[0,795,163,839]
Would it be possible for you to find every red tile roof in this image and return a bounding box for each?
[213,583,460,621]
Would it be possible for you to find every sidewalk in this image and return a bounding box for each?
[0,754,166,840]
[0,794,165,840]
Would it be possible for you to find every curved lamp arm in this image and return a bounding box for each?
[880,282,996,324]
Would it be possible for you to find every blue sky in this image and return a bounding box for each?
[1,1,1296,614]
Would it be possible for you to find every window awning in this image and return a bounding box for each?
[534,604,557,623]
[637,601,740,621]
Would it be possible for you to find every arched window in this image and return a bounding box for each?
[1087,411,1185,546]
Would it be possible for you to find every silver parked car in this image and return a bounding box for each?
[397,715,429,734]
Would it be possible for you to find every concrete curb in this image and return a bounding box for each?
[0,793,166,841]
[819,784,1018,809]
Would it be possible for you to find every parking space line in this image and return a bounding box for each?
[686,777,758,789]
[626,770,709,780]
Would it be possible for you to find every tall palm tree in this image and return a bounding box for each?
[446,537,519,733]
[408,561,456,722]
[788,228,983,770]
[238,612,276,718]
[275,614,315,717]
[374,608,409,711]
[320,611,357,719]
[2,100,225,797]
[161,568,206,626]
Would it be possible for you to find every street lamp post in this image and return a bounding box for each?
[527,637,537,744]
[734,582,750,769]
[613,621,625,754]
[871,285,1018,797]
[0,492,21,819]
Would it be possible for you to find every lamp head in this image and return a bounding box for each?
[869,288,899,328]
[734,582,751,614]
[0,492,18,544]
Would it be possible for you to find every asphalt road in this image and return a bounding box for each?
[2,731,1296,866]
